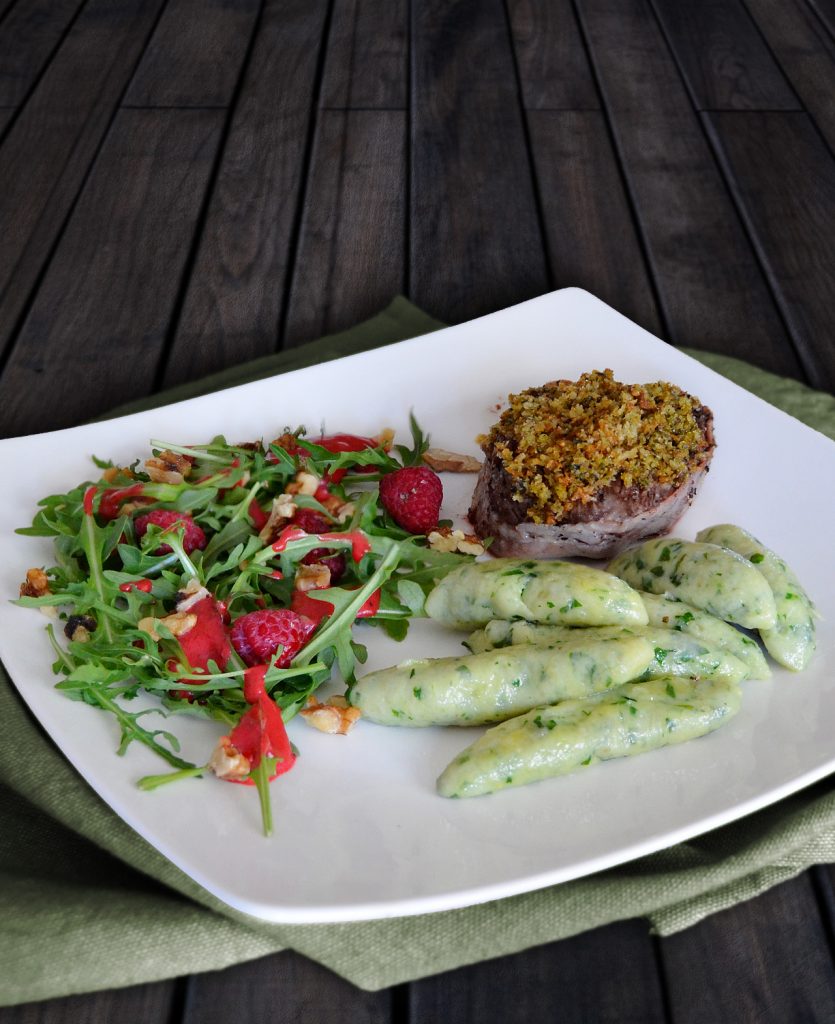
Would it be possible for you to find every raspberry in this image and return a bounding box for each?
[134,509,207,554]
[230,609,317,667]
[292,508,331,534]
[378,466,443,534]
[289,509,347,582]
[302,548,346,582]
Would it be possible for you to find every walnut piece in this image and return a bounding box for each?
[258,493,297,542]
[19,567,51,598]
[208,736,251,780]
[286,471,319,496]
[300,696,361,735]
[295,564,331,592]
[422,448,482,473]
[145,449,193,485]
[137,611,197,642]
[427,527,485,556]
[102,466,135,483]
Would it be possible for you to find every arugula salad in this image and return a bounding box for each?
[15,420,476,835]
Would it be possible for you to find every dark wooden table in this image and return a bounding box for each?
[3,0,835,1020]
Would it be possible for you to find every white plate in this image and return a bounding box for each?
[1,288,833,923]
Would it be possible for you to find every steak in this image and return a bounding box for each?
[469,405,714,560]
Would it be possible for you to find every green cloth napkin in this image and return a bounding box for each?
[2,296,834,1007]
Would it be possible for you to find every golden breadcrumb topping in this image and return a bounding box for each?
[478,369,712,524]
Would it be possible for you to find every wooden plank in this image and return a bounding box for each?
[575,0,802,377]
[410,0,549,324]
[814,864,835,955]
[181,951,392,1024]
[650,0,799,110]
[506,0,599,110]
[0,106,13,134]
[409,920,666,1024]
[704,110,835,391]
[0,0,169,359]
[320,0,407,109]
[0,0,17,28]
[744,0,835,156]
[0,108,223,436]
[527,109,661,334]
[0,981,176,1024]
[0,0,86,106]
[807,0,835,40]
[161,0,330,387]
[283,109,406,347]
[659,874,835,1023]
[123,0,261,108]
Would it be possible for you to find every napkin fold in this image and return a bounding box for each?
[2,296,834,1006]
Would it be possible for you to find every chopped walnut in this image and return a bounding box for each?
[300,695,361,735]
[102,466,135,483]
[120,500,154,516]
[161,611,198,637]
[144,449,193,485]
[258,493,297,542]
[271,432,298,452]
[286,471,320,496]
[295,563,331,592]
[19,567,51,599]
[422,448,482,473]
[208,736,251,780]
[427,527,485,556]
[137,617,160,641]
[320,492,354,521]
[137,611,197,642]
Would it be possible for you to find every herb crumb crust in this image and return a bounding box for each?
[478,369,713,524]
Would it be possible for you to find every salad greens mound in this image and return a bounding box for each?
[15,418,473,834]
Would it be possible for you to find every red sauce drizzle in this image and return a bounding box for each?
[320,530,371,562]
[118,579,153,593]
[271,527,309,552]
[243,664,267,703]
[99,484,145,520]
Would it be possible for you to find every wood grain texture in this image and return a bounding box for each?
[0,0,168,358]
[705,110,835,390]
[181,951,392,1024]
[815,864,835,950]
[410,0,548,323]
[650,0,799,110]
[161,0,330,386]
[527,109,661,333]
[744,0,835,156]
[0,982,176,1024]
[283,109,406,347]
[660,875,835,1023]
[807,0,835,38]
[123,0,260,108]
[409,920,667,1024]
[0,0,16,28]
[575,0,802,377]
[0,108,223,436]
[0,0,85,106]
[320,0,407,109]
[506,0,599,110]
